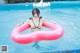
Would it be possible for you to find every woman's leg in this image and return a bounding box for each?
[32,41,40,48]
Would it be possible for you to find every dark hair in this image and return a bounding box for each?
[32,8,40,16]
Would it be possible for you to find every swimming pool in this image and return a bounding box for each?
[0,1,80,53]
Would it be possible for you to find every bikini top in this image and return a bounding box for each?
[29,17,42,29]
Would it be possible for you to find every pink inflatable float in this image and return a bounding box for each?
[11,22,64,44]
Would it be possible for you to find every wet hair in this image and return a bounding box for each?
[32,8,40,16]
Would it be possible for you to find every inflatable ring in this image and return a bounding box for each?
[11,22,64,44]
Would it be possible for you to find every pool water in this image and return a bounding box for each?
[0,1,80,53]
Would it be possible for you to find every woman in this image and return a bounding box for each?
[18,8,46,48]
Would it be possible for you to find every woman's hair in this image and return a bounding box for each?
[32,8,40,16]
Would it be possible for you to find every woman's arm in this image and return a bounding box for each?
[42,18,56,23]
[42,18,47,22]
[17,19,30,27]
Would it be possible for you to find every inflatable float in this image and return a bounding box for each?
[33,2,50,7]
[33,0,50,7]
[11,22,64,44]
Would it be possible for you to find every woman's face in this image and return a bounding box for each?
[33,11,38,18]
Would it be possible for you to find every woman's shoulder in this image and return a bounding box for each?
[29,17,32,20]
[26,17,33,21]
[40,17,47,22]
[24,18,32,24]
[39,16,42,19]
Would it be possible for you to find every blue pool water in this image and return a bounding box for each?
[0,1,80,53]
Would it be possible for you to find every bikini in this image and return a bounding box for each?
[29,17,42,30]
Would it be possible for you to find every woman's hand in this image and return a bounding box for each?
[17,23,22,27]
[49,20,56,23]
[17,22,26,27]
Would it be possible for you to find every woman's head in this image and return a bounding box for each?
[32,8,40,17]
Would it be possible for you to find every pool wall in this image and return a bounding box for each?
[0,1,80,11]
